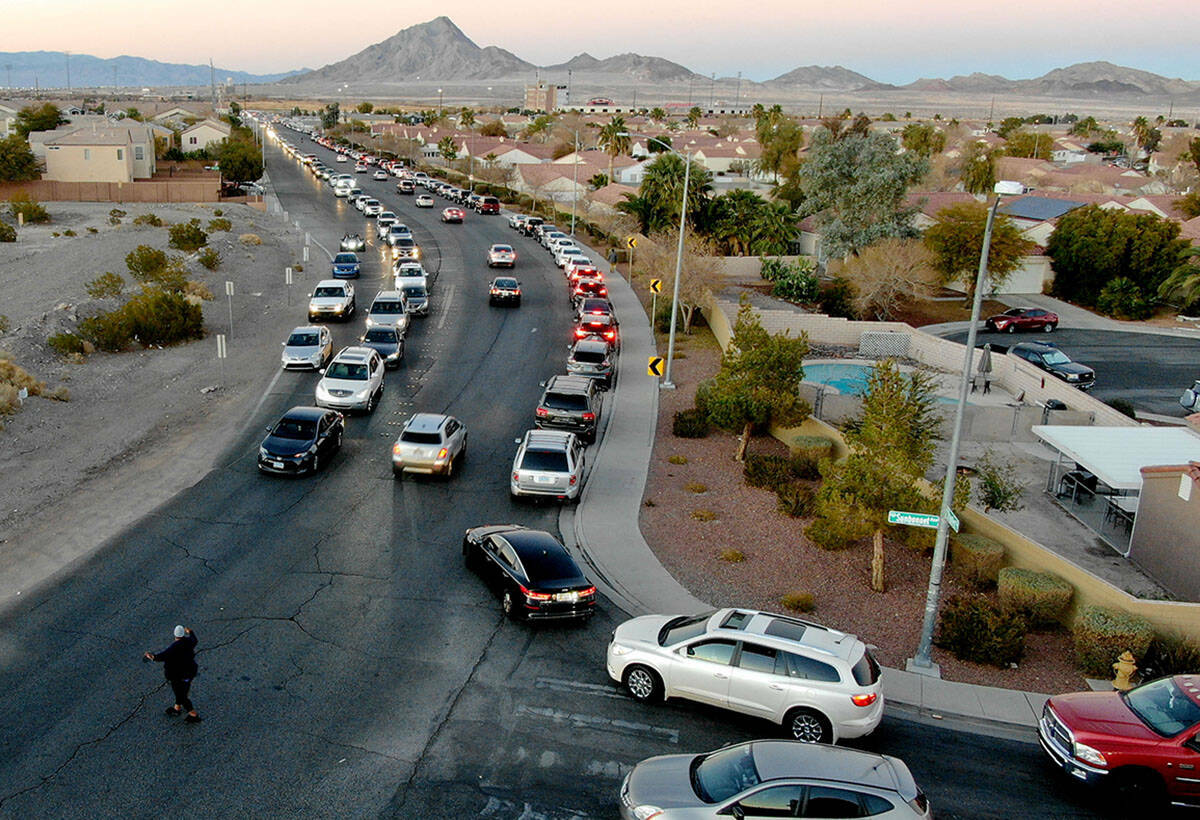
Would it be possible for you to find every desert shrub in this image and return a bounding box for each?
[819,276,857,319]
[238,232,262,245]
[1073,606,1154,677]
[805,499,872,550]
[184,280,214,301]
[51,232,59,237]
[744,454,793,490]
[109,208,126,225]
[212,208,223,216]
[790,435,833,478]
[132,213,164,227]
[949,533,1005,589]
[206,217,232,232]
[85,272,125,299]
[0,384,18,420]
[775,483,815,517]
[62,229,76,237]
[198,247,221,270]
[1096,277,1153,320]
[9,192,50,224]
[772,267,820,303]
[44,385,70,401]
[718,548,745,562]
[125,245,168,279]
[936,594,1027,667]
[673,408,709,438]
[78,311,133,351]
[1140,633,1200,680]
[780,591,815,613]
[759,257,791,282]
[691,509,718,522]
[48,332,86,356]
[693,378,716,416]
[684,482,708,494]
[998,568,1073,628]
[168,218,207,252]
[87,226,98,234]
[1107,398,1138,419]
[667,454,688,465]
[0,315,9,333]
[0,222,15,242]
[294,263,303,272]
[122,287,204,346]
[0,353,45,394]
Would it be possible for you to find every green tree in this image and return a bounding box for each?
[123,107,143,121]
[1046,205,1190,305]
[320,103,340,130]
[646,135,672,154]
[995,116,1025,139]
[356,101,374,114]
[587,172,609,190]
[437,136,458,161]
[901,123,945,158]
[923,202,1034,296]
[215,138,263,184]
[798,128,928,258]
[458,107,476,129]
[479,119,506,137]
[618,152,713,234]
[705,301,810,461]
[1002,130,1053,159]
[0,134,39,181]
[755,118,803,182]
[15,103,66,138]
[707,189,768,255]
[1181,137,1200,176]
[649,107,667,122]
[1068,116,1099,137]
[1157,248,1200,309]
[523,114,555,143]
[959,140,998,195]
[809,359,942,588]
[597,116,631,185]
[686,106,702,128]
[749,201,799,256]
[1131,116,1161,153]
[1176,191,1200,220]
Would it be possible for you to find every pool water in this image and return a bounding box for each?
[802,363,875,395]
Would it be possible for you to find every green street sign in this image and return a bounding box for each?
[944,508,960,533]
[887,510,940,529]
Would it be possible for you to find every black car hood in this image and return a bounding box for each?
[361,340,400,356]
[262,434,315,456]
[1051,362,1094,376]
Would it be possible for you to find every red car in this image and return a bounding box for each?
[985,307,1058,333]
[573,314,619,349]
[441,208,465,223]
[1038,675,1200,809]
[571,278,608,304]
[476,196,500,215]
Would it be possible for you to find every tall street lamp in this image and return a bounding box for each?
[437,88,443,117]
[569,129,580,236]
[619,131,692,390]
[910,179,1026,675]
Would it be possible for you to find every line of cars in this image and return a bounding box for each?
[269,127,924,818]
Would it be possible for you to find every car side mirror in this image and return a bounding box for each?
[1185,734,1200,754]
[514,438,521,444]
[318,368,326,375]
[538,381,547,388]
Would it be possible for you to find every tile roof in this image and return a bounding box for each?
[905,191,980,217]
[588,182,639,207]
[45,126,138,146]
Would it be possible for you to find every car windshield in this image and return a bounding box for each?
[494,279,518,289]
[492,246,513,254]
[520,449,570,472]
[402,285,426,299]
[363,328,397,343]
[691,744,762,804]
[658,612,716,647]
[1123,678,1200,737]
[372,301,404,314]
[326,362,368,380]
[271,419,316,440]
[573,350,606,364]
[287,332,319,346]
[334,254,357,264]
[543,393,588,411]
[1042,350,1072,365]
[401,431,442,445]
[397,239,415,247]
[313,287,345,298]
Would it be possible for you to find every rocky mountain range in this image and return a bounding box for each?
[0,50,302,89]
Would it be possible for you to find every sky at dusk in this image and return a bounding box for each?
[4,0,1200,83]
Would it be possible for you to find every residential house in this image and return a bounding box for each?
[1129,458,1200,599]
[43,124,156,183]
[179,119,231,153]
[0,102,18,138]
[1050,138,1089,164]
[587,182,639,215]
[152,105,203,126]
[513,164,587,204]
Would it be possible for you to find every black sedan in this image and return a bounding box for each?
[462,525,596,621]
[258,406,344,475]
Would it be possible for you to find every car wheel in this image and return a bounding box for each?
[366,389,378,414]
[1005,323,1016,333]
[784,708,832,743]
[444,455,455,480]
[393,465,403,480]
[332,430,342,451]
[623,665,663,703]
[1045,322,1057,332]
[1111,769,1166,813]
[502,590,519,620]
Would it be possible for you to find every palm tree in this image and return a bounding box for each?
[459,107,476,130]
[649,107,666,123]
[749,201,799,255]
[598,116,631,186]
[1158,248,1200,307]
[437,136,457,162]
[686,106,702,129]
[524,115,555,143]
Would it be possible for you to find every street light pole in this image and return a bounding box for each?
[911,181,1023,673]
[570,129,579,236]
[662,150,690,390]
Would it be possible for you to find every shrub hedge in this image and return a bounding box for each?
[998,568,1073,628]
[775,483,815,517]
[936,594,1027,667]
[1073,606,1154,677]
[673,408,709,438]
[949,533,1005,589]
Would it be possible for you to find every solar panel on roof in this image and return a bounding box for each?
[998,196,1086,222]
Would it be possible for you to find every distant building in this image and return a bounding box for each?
[524,83,557,113]
[43,124,157,183]
[179,118,231,153]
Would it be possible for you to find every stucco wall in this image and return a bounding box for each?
[1129,470,1200,600]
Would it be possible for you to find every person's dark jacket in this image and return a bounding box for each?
[151,632,198,681]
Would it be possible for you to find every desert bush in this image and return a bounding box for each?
[776,483,815,517]
[198,247,221,270]
[44,385,70,401]
[0,384,18,421]
[109,208,126,225]
[62,229,76,237]
[673,408,709,438]
[805,500,871,550]
[780,591,815,613]
[0,315,9,333]
[950,533,1005,589]
[78,311,133,352]
[184,280,214,301]
[0,353,45,395]
[718,548,745,562]
[238,232,262,245]
[9,192,50,224]
[1073,606,1154,677]
[685,482,708,494]
[206,217,232,232]
[772,267,820,303]
[1096,277,1153,320]
[998,568,1073,628]
[122,287,204,346]
[936,594,1027,667]
[790,435,833,478]
[125,245,168,279]
[212,208,223,216]
[87,226,97,234]
[819,276,858,319]
[691,509,718,522]
[132,213,164,226]
[168,218,208,252]
[693,378,715,417]
[0,222,15,242]
[1107,398,1138,419]
[1140,633,1200,680]
[744,454,793,490]
[667,454,688,465]
[85,272,125,299]
[48,332,86,356]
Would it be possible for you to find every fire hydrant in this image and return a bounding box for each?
[1112,651,1137,691]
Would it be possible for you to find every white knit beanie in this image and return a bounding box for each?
[174,625,186,638]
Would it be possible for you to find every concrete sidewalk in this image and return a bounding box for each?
[561,238,1051,738]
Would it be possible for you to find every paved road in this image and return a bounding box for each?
[943,327,1200,417]
[0,133,1114,818]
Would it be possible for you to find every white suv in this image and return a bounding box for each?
[315,346,385,413]
[308,279,355,322]
[606,608,884,744]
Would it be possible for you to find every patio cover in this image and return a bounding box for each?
[1033,425,1200,491]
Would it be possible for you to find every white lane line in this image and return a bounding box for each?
[311,236,335,262]
[436,283,456,330]
[250,367,285,421]
[534,677,626,700]
[515,705,679,744]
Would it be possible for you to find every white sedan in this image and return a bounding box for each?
[415,195,434,208]
[373,169,388,181]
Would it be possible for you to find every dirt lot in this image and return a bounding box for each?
[0,201,306,604]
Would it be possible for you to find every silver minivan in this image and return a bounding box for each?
[365,290,409,334]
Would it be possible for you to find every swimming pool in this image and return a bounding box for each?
[802,362,875,395]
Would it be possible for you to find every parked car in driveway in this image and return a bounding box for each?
[1038,675,1200,811]
[510,429,586,501]
[280,325,333,370]
[619,740,931,820]
[606,608,884,744]
[391,413,467,478]
[308,280,355,322]
[985,307,1059,333]
[315,346,384,413]
[462,525,596,621]
[258,406,344,476]
[1010,341,1095,390]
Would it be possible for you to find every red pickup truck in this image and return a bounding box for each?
[1038,675,1200,810]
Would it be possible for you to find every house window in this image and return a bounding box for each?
[84,149,90,160]
[117,149,123,160]
[189,136,197,145]
[134,146,144,161]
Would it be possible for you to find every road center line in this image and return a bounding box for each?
[436,283,456,330]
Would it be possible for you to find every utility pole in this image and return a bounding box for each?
[65,51,70,94]
[818,94,823,119]
[735,71,742,111]
[709,73,715,110]
[210,58,216,108]
[567,69,572,109]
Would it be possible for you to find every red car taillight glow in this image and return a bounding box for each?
[520,584,553,602]
[851,693,878,707]
[582,412,595,421]
[437,447,448,460]
[536,407,550,417]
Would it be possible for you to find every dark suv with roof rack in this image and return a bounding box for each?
[535,375,601,443]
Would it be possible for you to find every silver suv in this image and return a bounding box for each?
[315,346,385,413]
[308,280,355,322]
[566,338,614,388]
[365,290,409,333]
[391,413,467,479]
[510,429,586,502]
[606,608,884,744]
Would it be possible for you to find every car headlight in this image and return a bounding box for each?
[631,806,664,820]
[333,304,345,312]
[1073,742,1108,767]
[609,643,633,656]
[259,447,269,458]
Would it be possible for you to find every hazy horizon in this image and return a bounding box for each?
[5,1,1200,85]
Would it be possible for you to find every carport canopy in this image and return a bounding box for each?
[1032,425,1200,491]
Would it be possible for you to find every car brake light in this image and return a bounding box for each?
[569,475,577,485]
[437,447,448,460]
[580,586,596,597]
[520,584,552,601]
[536,407,549,417]
[582,412,595,421]
[573,328,587,338]
[851,693,878,707]
[392,442,402,455]
[512,472,520,482]
[604,331,615,340]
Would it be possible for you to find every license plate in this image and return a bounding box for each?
[536,475,553,483]
[555,591,579,602]
[271,461,285,469]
